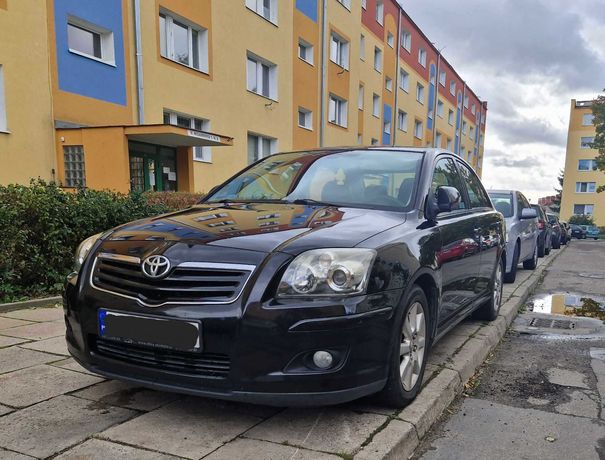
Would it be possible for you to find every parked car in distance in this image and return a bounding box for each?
[64,148,506,408]
[580,225,600,240]
[546,213,562,249]
[570,224,587,239]
[488,190,539,283]
[531,204,552,257]
[559,221,571,245]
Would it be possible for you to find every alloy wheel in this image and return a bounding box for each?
[493,261,503,311]
[400,301,426,391]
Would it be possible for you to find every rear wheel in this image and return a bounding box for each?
[504,243,519,283]
[378,286,429,407]
[552,235,561,249]
[523,244,538,270]
[537,235,545,257]
[474,257,504,320]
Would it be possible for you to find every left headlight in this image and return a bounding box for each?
[277,248,376,298]
[74,233,102,273]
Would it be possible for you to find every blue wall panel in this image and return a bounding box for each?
[296,0,318,22]
[382,103,392,146]
[427,64,436,131]
[54,0,126,105]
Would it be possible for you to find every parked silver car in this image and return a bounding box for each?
[488,190,539,283]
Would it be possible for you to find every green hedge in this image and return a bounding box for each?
[0,180,202,303]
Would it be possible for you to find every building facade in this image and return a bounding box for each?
[0,0,487,194]
[560,99,605,226]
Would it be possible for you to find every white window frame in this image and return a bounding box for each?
[361,0,367,9]
[450,80,456,96]
[330,32,350,70]
[67,16,115,66]
[401,29,411,52]
[383,118,391,136]
[374,46,382,72]
[248,132,277,163]
[448,109,454,125]
[437,100,444,118]
[439,71,446,86]
[0,65,6,132]
[358,84,364,110]
[397,110,408,132]
[159,10,208,73]
[414,120,423,139]
[328,94,348,127]
[576,182,596,193]
[376,0,384,25]
[416,83,424,104]
[582,114,594,126]
[418,48,426,67]
[360,34,366,61]
[387,32,394,48]
[399,68,409,92]
[578,159,597,171]
[573,204,594,215]
[464,95,469,109]
[471,104,476,115]
[385,76,393,92]
[298,107,313,130]
[247,52,278,100]
[462,121,468,135]
[298,38,314,65]
[164,110,212,163]
[372,93,380,118]
[336,0,351,10]
[245,0,278,25]
[580,137,594,149]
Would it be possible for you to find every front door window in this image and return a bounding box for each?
[129,142,177,192]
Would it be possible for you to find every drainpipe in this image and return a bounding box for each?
[458,82,466,156]
[134,0,145,124]
[392,10,402,146]
[432,49,442,147]
[319,0,328,147]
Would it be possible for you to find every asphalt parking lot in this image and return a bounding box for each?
[0,248,563,459]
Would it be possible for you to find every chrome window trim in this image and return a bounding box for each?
[89,255,256,308]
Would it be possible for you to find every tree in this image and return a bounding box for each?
[591,90,605,192]
[569,214,595,226]
[551,170,564,213]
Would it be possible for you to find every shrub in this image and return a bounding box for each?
[568,214,595,226]
[0,180,201,303]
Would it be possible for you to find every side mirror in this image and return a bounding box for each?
[436,186,462,213]
[520,208,537,219]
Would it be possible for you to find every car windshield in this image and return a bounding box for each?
[204,150,424,211]
[547,215,557,224]
[488,192,513,217]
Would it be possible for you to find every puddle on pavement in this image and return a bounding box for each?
[527,293,605,321]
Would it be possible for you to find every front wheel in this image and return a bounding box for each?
[504,243,519,283]
[552,235,561,249]
[523,244,538,270]
[474,257,504,320]
[378,286,430,407]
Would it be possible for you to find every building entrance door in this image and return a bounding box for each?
[128,142,178,192]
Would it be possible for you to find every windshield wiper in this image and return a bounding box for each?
[287,198,336,207]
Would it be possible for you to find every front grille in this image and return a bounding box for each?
[91,255,253,305]
[93,337,231,378]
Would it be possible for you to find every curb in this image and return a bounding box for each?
[0,296,62,314]
[356,246,566,459]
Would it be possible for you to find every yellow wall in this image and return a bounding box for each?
[0,0,56,185]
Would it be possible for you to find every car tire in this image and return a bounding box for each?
[378,286,430,408]
[503,243,519,283]
[523,244,538,270]
[474,257,504,321]
[552,236,561,249]
[537,236,545,257]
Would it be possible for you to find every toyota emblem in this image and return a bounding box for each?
[141,255,171,279]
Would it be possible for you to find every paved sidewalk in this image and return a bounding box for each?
[0,250,562,459]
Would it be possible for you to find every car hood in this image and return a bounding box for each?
[105,203,406,255]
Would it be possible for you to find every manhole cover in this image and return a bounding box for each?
[529,318,576,329]
[578,273,605,280]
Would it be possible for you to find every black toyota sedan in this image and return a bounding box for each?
[64,148,505,407]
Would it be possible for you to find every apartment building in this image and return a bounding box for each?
[560,99,605,226]
[0,0,487,193]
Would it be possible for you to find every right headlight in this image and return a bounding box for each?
[277,248,376,298]
[73,233,102,273]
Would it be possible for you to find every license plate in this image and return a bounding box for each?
[98,309,201,351]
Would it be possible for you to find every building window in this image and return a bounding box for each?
[371,138,379,146]
[576,182,596,193]
[480,134,484,145]
[67,17,115,65]
[336,0,351,10]
[464,95,469,109]
[401,29,411,52]
[372,93,380,117]
[245,0,278,24]
[471,104,476,115]
[375,0,384,25]
[248,133,276,163]
[580,137,594,148]
[582,114,594,126]
[469,125,475,139]
[416,83,424,104]
[165,111,212,162]
[462,121,468,135]
[374,47,382,72]
[573,204,594,215]
[398,110,408,131]
[247,52,277,99]
[414,120,423,139]
[360,34,365,60]
[383,118,391,136]
[435,132,442,147]
[578,159,597,171]
[385,76,393,92]
[358,84,364,110]
[330,32,350,69]
[63,146,86,187]
[361,0,367,9]
[446,138,452,150]
[448,110,454,125]
[399,68,409,92]
[328,94,348,127]
[437,100,444,118]
[0,65,6,132]
[298,107,312,130]
[418,48,426,67]
[159,11,208,73]
[298,38,313,65]
[357,134,363,144]
[439,71,446,86]
[387,32,394,48]
[450,80,456,96]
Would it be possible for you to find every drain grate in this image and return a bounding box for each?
[529,317,576,329]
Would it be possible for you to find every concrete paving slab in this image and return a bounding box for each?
[100,398,269,459]
[19,335,69,356]
[0,404,13,416]
[1,306,63,322]
[0,395,135,459]
[590,347,605,420]
[0,450,35,459]
[51,357,98,375]
[0,317,32,330]
[419,398,605,460]
[73,379,180,411]
[55,439,179,460]
[204,438,340,460]
[554,389,599,418]
[0,346,60,374]
[1,320,65,340]
[0,364,103,407]
[0,335,29,349]
[355,419,418,460]
[546,367,590,389]
[246,408,387,457]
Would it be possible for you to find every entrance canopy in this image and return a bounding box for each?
[124,124,233,148]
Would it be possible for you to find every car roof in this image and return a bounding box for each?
[488,189,517,194]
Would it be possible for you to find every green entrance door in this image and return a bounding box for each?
[129,142,178,192]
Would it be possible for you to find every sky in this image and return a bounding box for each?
[400,0,605,202]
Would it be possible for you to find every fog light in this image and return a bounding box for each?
[312,351,334,369]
